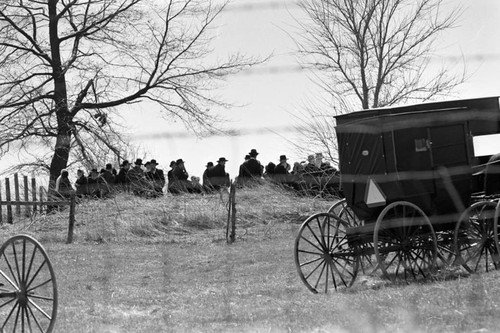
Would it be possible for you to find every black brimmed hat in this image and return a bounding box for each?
[249,149,259,157]
[121,160,130,167]
[279,155,288,161]
[150,159,158,165]
[176,159,185,164]
[134,158,143,166]
[217,157,228,163]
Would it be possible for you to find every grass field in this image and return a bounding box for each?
[1,184,500,332]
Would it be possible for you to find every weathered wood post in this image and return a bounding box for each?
[23,176,30,217]
[226,182,237,243]
[39,186,44,213]
[14,173,20,216]
[66,195,76,244]
[5,178,12,224]
[31,176,37,213]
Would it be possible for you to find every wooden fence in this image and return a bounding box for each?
[0,174,76,243]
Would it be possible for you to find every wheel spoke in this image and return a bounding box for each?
[300,256,324,267]
[25,246,38,288]
[28,294,54,302]
[313,262,327,290]
[300,236,324,254]
[304,259,325,280]
[28,298,52,320]
[305,225,327,252]
[2,252,19,287]
[0,297,16,309]
[2,301,19,330]
[0,269,19,290]
[27,302,44,332]
[27,278,53,294]
[26,259,47,290]
[11,242,22,289]
[298,248,323,256]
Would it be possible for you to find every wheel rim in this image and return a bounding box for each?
[0,235,58,332]
[327,199,375,274]
[374,202,437,282]
[455,201,500,273]
[294,213,358,293]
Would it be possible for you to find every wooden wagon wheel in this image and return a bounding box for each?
[454,201,500,273]
[294,213,358,293]
[327,199,375,273]
[0,235,58,333]
[374,201,438,282]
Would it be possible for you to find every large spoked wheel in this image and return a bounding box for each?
[294,213,358,293]
[374,201,438,282]
[326,199,362,228]
[327,199,375,273]
[0,235,58,332]
[455,201,500,273]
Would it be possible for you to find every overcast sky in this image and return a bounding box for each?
[118,0,500,179]
[2,0,500,180]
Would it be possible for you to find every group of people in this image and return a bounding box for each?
[53,149,338,198]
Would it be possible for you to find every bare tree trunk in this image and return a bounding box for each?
[48,0,71,186]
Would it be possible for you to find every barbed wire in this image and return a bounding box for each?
[224,1,299,12]
[235,54,500,76]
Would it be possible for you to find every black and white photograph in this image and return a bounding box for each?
[0,0,499,331]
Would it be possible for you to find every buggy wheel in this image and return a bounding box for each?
[327,199,362,228]
[327,199,375,273]
[294,213,358,293]
[374,201,438,282]
[0,235,58,332]
[455,201,500,273]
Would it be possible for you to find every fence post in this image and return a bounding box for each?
[23,176,30,217]
[5,178,12,224]
[66,195,76,244]
[14,173,20,216]
[226,183,237,243]
[31,177,37,214]
[39,186,44,213]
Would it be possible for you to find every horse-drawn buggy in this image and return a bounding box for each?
[0,235,58,331]
[294,97,500,293]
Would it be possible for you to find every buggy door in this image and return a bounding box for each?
[393,127,434,212]
[428,124,471,215]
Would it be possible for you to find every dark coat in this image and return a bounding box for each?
[274,163,289,175]
[172,166,189,181]
[115,168,130,184]
[75,175,88,186]
[146,169,165,185]
[239,159,262,178]
[101,170,115,184]
[127,166,144,183]
[210,164,227,177]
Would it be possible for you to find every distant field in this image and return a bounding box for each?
[0,184,499,332]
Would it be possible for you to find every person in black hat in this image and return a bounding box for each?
[211,157,229,177]
[127,158,146,195]
[274,155,290,175]
[202,161,214,190]
[239,149,262,178]
[167,160,176,183]
[173,159,189,181]
[115,160,131,184]
[145,159,165,196]
[101,163,116,185]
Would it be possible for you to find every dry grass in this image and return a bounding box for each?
[0,183,498,332]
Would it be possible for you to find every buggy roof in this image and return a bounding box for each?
[335,97,500,131]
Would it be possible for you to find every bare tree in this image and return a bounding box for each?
[293,0,464,161]
[0,0,258,186]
